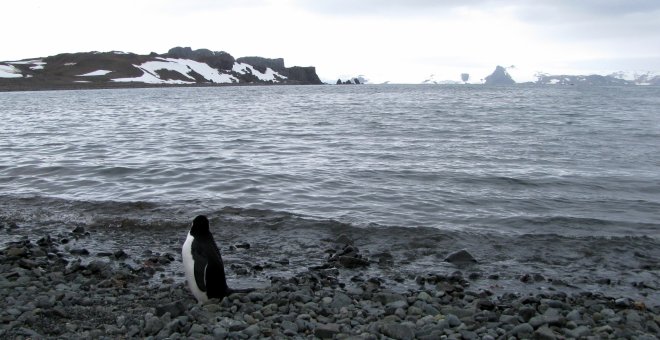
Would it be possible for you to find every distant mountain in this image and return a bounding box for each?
[421,74,461,85]
[0,47,322,91]
[535,74,632,86]
[484,66,515,85]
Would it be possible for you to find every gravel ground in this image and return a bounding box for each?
[1,224,659,340]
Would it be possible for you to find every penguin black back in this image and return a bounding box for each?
[187,215,230,300]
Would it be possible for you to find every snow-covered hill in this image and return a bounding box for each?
[0,47,322,90]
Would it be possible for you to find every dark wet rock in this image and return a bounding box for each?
[36,235,54,247]
[6,247,28,257]
[444,249,477,265]
[335,234,353,245]
[234,243,250,250]
[518,306,537,321]
[72,226,85,234]
[337,256,369,268]
[476,299,496,311]
[69,248,90,256]
[314,323,340,339]
[113,249,129,259]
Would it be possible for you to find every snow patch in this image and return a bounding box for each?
[0,64,23,78]
[112,66,192,84]
[29,62,47,70]
[164,58,238,83]
[232,62,286,82]
[79,70,113,77]
[113,58,238,84]
[7,59,41,65]
[64,63,77,66]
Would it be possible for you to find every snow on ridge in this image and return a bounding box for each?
[0,64,23,78]
[166,58,237,83]
[79,70,113,77]
[30,62,46,70]
[6,59,46,70]
[232,62,286,82]
[7,59,42,65]
[112,58,238,84]
[112,64,192,84]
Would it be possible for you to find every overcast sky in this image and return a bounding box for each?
[2,0,659,83]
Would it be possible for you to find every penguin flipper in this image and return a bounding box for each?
[205,259,230,299]
[193,257,208,292]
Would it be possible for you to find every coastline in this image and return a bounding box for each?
[0,80,325,93]
[1,211,658,339]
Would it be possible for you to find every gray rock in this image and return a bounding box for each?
[445,314,461,328]
[155,300,186,317]
[314,323,340,339]
[188,323,204,336]
[565,325,591,338]
[566,309,581,322]
[17,327,43,338]
[244,324,260,337]
[386,300,408,310]
[330,292,352,309]
[534,325,557,340]
[218,317,247,332]
[212,326,228,339]
[144,315,164,335]
[529,314,563,328]
[417,291,432,302]
[281,320,298,333]
[381,322,415,340]
[6,247,28,257]
[510,323,534,336]
[374,292,406,305]
[444,249,477,265]
[459,329,479,340]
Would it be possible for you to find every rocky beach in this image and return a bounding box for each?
[1,202,658,339]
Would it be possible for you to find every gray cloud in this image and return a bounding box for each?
[293,0,660,18]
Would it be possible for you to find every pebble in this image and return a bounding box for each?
[1,229,659,340]
[381,322,414,340]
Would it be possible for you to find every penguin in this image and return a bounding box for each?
[182,215,252,303]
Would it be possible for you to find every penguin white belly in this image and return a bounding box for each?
[182,233,208,303]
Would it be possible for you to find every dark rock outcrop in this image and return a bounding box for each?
[285,66,322,84]
[236,57,286,73]
[484,66,515,85]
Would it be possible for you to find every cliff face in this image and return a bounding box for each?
[285,66,322,84]
[0,47,323,91]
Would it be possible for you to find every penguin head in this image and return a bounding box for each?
[190,215,210,237]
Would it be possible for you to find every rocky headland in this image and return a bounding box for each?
[0,47,322,91]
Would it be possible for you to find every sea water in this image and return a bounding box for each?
[1,84,659,237]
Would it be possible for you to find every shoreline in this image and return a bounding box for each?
[0,81,327,93]
[1,218,658,339]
